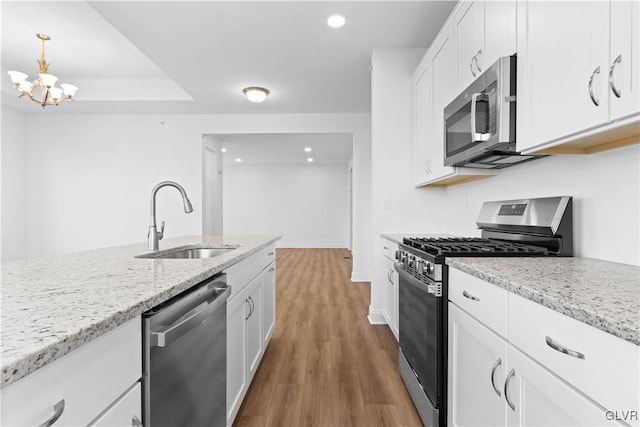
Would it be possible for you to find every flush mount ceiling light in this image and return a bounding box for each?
[243,86,269,103]
[306,157,314,163]
[235,158,242,163]
[304,147,312,152]
[327,15,346,28]
[7,33,78,108]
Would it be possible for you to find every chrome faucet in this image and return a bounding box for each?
[148,181,193,251]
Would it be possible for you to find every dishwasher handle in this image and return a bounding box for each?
[151,286,230,347]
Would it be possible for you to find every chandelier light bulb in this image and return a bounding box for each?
[243,86,270,103]
[61,83,78,98]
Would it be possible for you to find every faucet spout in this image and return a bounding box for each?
[148,181,193,251]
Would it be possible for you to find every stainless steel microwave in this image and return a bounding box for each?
[443,55,541,168]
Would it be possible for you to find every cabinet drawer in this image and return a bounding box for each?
[0,317,142,427]
[225,251,262,300]
[262,243,276,268]
[381,239,398,260]
[89,382,141,427]
[449,268,508,338]
[508,292,640,413]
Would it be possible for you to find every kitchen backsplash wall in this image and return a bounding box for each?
[224,163,350,248]
[444,144,640,266]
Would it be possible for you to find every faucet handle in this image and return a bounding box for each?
[157,220,165,241]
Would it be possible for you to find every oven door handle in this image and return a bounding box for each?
[394,263,441,297]
[470,92,491,142]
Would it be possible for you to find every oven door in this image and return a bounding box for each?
[396,264,444,409]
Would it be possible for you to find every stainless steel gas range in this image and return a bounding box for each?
[395,196,573,427]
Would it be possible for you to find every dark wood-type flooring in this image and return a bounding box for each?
[233,248,422,427]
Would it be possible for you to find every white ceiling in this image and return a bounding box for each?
[1,0,456,115]
[217,133,353,165]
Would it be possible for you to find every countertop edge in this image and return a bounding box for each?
[1,235,280,388]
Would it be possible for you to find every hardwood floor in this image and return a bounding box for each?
[233,248,422,427]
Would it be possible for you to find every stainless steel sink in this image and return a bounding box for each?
[136,246,235,259]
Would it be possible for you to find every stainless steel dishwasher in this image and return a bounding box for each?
[143,273,230,427]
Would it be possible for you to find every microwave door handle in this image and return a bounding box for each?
[470,93,480,140]
[470,92,490,142]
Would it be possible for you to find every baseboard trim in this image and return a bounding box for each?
[368,307,386,325]
[351,272,370,282]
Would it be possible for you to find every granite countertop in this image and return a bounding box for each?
[1,234,280,388]
[446,257,640,346]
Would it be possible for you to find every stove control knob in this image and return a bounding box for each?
[401,254,408,264]
[425,263,433,274]
[408,256,415,268]
[395,250,401,260]
[416,260,425,274]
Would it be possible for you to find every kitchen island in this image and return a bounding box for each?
[1,235,280,388]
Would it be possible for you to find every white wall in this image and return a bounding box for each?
[4,112,373,281]
[1,107,28,262]
[223,163,349,247]
[444,145,640,266]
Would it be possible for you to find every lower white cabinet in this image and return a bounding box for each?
[0,317,142,427]
[448,268,639,427]
[262,262,276,345]
[89,383,142,427]
[226,248,277,427]
[448,304,507,427]
[380,238,399,339]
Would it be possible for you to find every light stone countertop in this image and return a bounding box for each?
[446,257,640,346]
[1,235,280,388]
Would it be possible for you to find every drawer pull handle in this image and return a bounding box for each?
[462,290,480,301]
[545,336,585,360]
[504,369,516,411]
[268,252,275,256]
[269,267,275,272]
[132,415,143,427]
[383,246,389,250]
[490,358,502,397]
[39,399,65,427]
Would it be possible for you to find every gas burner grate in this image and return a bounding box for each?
[402,237,548,257]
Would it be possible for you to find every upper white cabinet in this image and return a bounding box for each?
[516,0,639,155]
[454,0,516,93]
[413,0,513,187]
[453,1,485,90]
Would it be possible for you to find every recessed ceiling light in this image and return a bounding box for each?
[221,148,227,152]
[243,86,269,103]
[235,158,242,163]
[304,147,312,152]
[306,157,314,163]
[327,15,346,28]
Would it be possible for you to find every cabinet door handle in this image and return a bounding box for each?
[39,399,65,427]
[609,54,623,98]
[245,298,251,320]
[545,336,585,359]
[269,267,275,272]
[504,369,516,411]
[588,66,601,106]
[490,358,502,397]
[475,49,483,73]
[249,296,255,317]
[132,415,143,427]
[462,290,480,301]
[268,252,275,256]
[470,57,477,77]
[387,269,394,285]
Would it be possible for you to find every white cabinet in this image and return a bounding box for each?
[483,0,516,68]
[412,9,497,187]
[516,0,639,155]
[448,304,507,427]
[89,383,142,427]
[453,1,485,90]
[448,268,639,427]
[225,246,277,427]
[380,238,399,340]
[0,317,142,427]
[262,262,276,346]
[245,275,263,378]
[505,346,623,427]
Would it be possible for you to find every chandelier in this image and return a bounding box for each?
[7,33,78,108]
